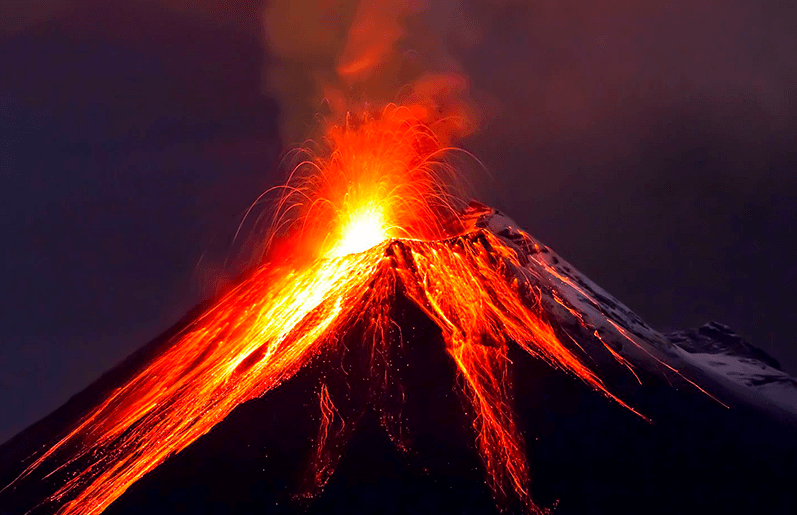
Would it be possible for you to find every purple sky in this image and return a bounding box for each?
[1,0,795,443]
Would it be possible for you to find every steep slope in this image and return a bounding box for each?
[1,204,795,515]
[668,322,797,412]
[471,204,797,416]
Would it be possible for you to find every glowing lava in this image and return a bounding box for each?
[327,203,389,257]
[5,105,646,515]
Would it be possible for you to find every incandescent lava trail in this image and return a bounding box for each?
[4,105,647,515]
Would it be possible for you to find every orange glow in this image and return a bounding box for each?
[297,382,348,499]
[6,106,650,515]
[268,104,465,262]
[327,202,388,257]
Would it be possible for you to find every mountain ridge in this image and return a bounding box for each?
[1,204,795,515]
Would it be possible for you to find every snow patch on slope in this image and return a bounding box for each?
[668,323,797,413]
[468,204,797,415]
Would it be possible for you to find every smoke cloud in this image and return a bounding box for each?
[263,0,487,142]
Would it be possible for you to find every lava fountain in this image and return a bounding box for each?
[4,104,646,515]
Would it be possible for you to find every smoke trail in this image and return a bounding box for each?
[263,0,485,141]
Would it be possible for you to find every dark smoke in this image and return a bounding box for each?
[263,0,489,141]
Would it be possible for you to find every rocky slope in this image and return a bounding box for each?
[470,203,797,416]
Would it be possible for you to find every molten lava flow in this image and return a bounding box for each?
[7,105,649,515]
[297,382,349,499]
[10,249,385,515]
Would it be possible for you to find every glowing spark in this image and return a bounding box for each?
[4,105,674,515]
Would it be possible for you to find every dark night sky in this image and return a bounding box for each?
[1,0,795,444]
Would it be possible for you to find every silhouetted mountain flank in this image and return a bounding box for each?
[1,206,795,515]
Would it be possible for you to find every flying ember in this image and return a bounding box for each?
[5,104,648,515]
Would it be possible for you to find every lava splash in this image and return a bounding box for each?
[4,105,644,515]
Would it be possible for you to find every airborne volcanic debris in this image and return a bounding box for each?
[1,109,796,515]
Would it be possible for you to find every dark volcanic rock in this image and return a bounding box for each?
[2,209,796,515]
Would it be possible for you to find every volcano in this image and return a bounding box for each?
[1,109,795,515]
[2,205,795,515]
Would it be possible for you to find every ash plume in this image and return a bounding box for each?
[263,0,486,141]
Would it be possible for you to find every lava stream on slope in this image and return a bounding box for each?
[3,106,651,515]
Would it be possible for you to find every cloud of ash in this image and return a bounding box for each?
[263,0,489,142]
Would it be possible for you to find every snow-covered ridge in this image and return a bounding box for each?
[668,322,782,370]
[668,323,797,413]
[465,203,797,415]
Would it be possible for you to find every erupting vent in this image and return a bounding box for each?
[5,106,659,515]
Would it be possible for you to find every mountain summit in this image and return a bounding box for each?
[1,204,795,515]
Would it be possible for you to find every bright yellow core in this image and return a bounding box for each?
[328,204,389,257]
